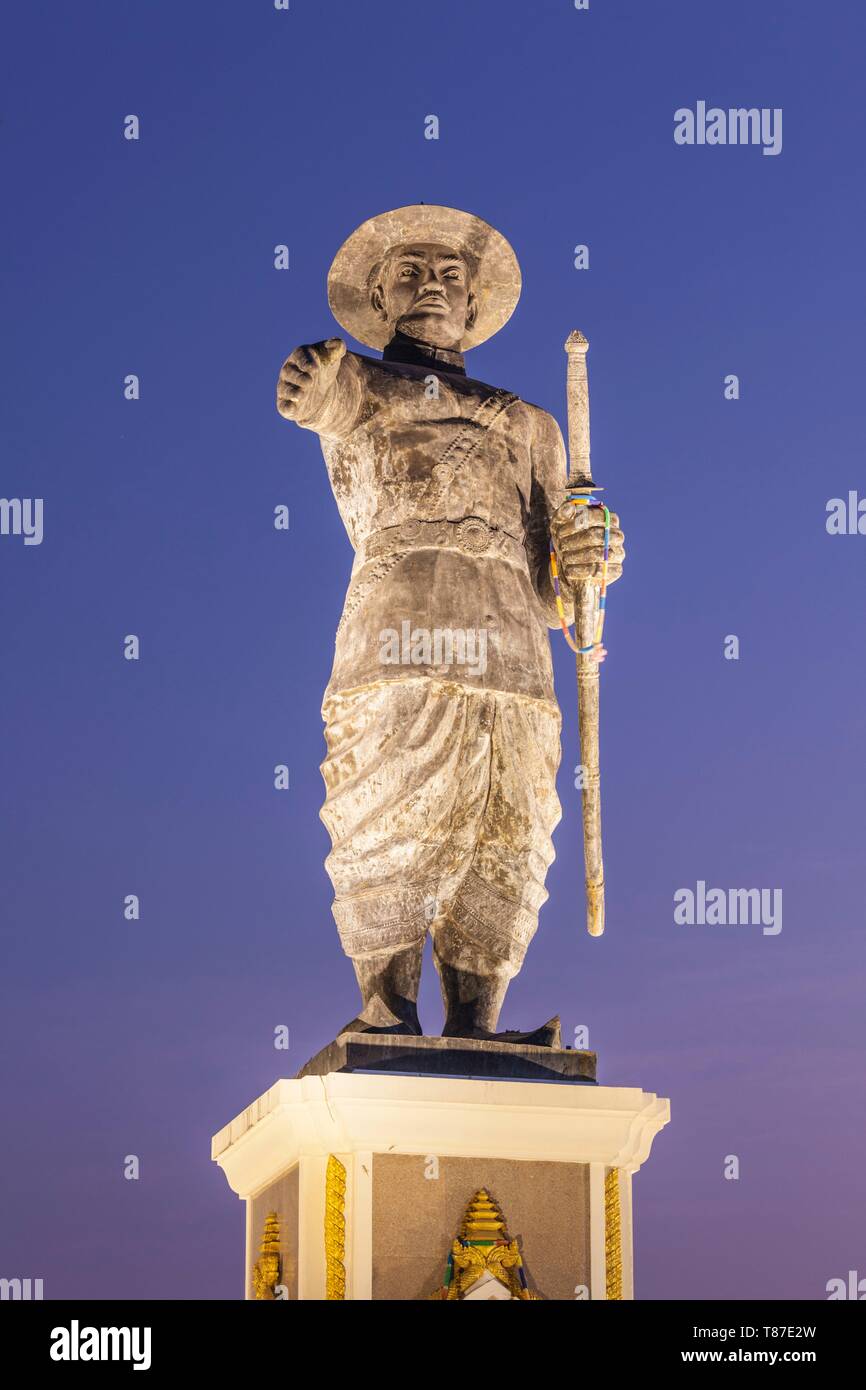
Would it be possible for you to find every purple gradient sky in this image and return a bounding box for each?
[2,0,864,1300]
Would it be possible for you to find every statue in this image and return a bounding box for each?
[276,206,625,1045]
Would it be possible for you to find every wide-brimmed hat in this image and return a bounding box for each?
[327,204,521,350]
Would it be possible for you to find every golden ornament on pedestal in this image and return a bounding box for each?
[429,1189,540,1300]
[252,1211,282,1300]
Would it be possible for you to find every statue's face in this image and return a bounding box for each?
[371,242,478,349]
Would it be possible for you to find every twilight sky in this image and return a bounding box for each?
[2,0,864,1300]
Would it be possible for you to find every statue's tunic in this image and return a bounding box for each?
[297,338,572,974]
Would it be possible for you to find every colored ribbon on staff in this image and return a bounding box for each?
[549,490,610,658]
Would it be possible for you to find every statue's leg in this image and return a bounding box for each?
[433,913,561,1048]
[340,941,424,1035]
[432,693,563,1046]
[319,680,484,1037]
[432,920,511,1034]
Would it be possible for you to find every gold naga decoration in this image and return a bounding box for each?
[429,1189,540,1300]
[604,1168,623,1300]
[325,1154,347,1300]
[252,1211,282,1300]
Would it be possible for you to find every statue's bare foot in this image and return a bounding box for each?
[338,1013,423,1038]
[442,1016,562,1049]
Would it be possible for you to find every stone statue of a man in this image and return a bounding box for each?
[277,206,624,1044]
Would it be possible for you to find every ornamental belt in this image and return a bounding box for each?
[340,517,527,632]
[358,516,526,568]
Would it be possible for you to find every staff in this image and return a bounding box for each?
[556,330,608,936]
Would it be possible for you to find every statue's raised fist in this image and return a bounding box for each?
[276,338,346,421]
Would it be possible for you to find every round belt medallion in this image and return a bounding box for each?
[454,517,491,555]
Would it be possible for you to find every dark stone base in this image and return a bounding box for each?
[297,1032,597,1085]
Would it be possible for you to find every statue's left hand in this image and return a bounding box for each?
[550,501,625,589]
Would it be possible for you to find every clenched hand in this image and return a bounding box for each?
[549,500,625,589]
[276,337,346,421]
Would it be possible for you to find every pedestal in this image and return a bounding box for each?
[211,1059,670,1301]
